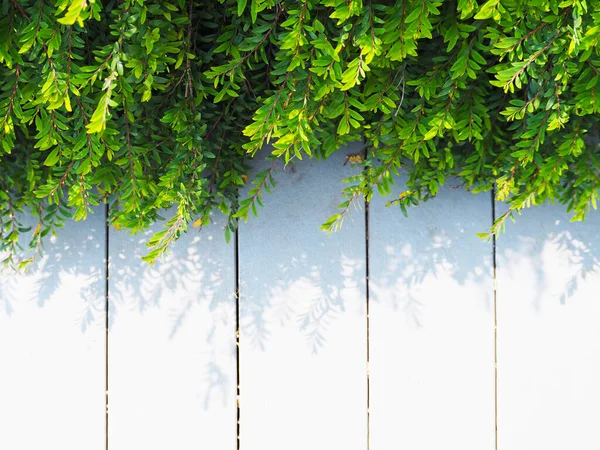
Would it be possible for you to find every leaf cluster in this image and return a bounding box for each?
[1,0,600,265]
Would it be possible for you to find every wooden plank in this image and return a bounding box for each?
[369,180,495,450]
[0,207,106,450]
[108,214,236,450]
[238,146,368,450]
[496,204,600,450]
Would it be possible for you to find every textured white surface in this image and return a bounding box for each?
[5,149,600,450]
[369,180,495,450]
[108,215,236,450]
[496,204,600,450]
[0,207,106,450]
[238,146,368,450]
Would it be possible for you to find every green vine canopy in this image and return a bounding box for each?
[1,0,599,266]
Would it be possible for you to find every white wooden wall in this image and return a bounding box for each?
[1,145,600,450]
[0,209,106,450]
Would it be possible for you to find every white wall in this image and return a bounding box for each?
[1,147,599,450]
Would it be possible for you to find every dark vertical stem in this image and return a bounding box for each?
[104,203,110,450]
[491,188,498,450]
[234,227,241,450]
[364,144,371,450]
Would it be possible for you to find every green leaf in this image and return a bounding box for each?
[57,0,86,25]
[474,0,499,19]
[44,149,60,166]
[250,0,258,23]
[237,0,247,16]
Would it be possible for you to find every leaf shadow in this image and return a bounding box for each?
[369,174,494,328]
[498,205,600,308]
[0,208,106,332]
[108,214,236,412]
[238,146,367,355]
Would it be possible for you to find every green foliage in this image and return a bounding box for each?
[1,0,600,266]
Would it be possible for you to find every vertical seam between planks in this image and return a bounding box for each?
[491,188,498,450]
[104,203,110,450]
[235,227,241,450]
[364,144,371,450]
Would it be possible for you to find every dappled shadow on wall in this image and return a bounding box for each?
[107,214,236,413]
[497,203,600,307]
[0,207,106,332]
[107,215,233,338]
[369,180,495,326]
[238,147,367,355]
[240,244,364,354]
